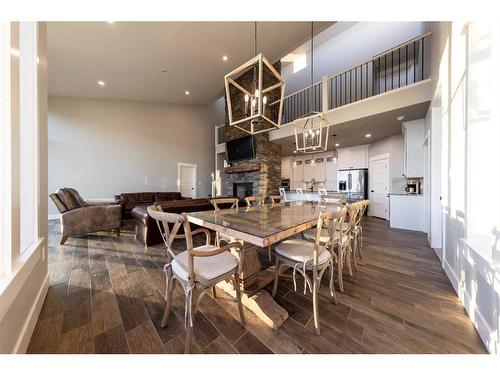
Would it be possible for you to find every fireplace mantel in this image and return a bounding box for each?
[224,161,261,174]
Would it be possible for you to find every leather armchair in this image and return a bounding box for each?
[50,188,122,244]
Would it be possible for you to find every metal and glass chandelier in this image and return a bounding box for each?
[331,134,339,162]
[293,22,329,154]
[224,22,286,135]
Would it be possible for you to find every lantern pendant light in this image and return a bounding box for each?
[331,134,339,162]
[293,22,329,154]
[224,22,286,135]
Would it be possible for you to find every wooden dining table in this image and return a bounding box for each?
[187,201,340,329]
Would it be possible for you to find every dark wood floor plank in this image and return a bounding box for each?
[126,320,166,354]
[94,325,129,354]
[232,331,272,354]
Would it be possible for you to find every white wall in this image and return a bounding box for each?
[48,96,214,216]
[282,22,426,95]
[424,21,500,353]
[368,134,405,193]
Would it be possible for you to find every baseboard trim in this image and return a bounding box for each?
[13,273,49,353]
[443,260,498,354]
[48,214,60,221]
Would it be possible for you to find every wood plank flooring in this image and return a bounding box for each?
[27,217,487,354]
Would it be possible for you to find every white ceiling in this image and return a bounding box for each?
[47,22,332,105]
[273,101,430,156]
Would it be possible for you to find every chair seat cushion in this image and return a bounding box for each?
[275,239,331,265]
[172,245,238,282]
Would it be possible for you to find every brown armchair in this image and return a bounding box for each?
[49,188,121,245]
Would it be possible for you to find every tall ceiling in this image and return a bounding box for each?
[47,22,332,105]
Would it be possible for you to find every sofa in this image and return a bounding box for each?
[50,188,122,244]
[115,191,188,218]
[132,198,238,247]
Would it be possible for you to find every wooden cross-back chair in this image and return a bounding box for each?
[244,195,265,207]
[147,205,245,353]
[318,187,327,196]
[319,193,346,205]
[352,200,369,259]
[272,207,347,335]
[296,188,305,200]
[210,198,240,247]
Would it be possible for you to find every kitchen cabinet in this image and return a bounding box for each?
[313,157,326,181]
[337,145,368,170]
[389,194,426,232]
[281,156,293,179]
[325,156,338,190]
[292,159,304,190]
[303,158,314,182]
[403,119,425,178]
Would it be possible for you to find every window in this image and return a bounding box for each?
[466,22,500,260]
[19,22,38,253]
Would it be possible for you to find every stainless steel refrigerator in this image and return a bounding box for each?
[337,168,368,203]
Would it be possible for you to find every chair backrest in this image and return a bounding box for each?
[269,195,282,204]
[210,197,239,211]
[354,200,368,227]
[318,188,327,196]
[244,196,264,207]
[345,203,361,234]
[312,207,347,264]
[147,206,188,260]
[279,187,287,200]
[319,193,345,205]
[296,188,304,200]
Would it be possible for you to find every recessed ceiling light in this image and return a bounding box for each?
[185,90,190,96]
[222,55,228,61]
[365,133,371,138]
[397,115,405,121]
[161,69,167,73]
[335,143,340,147]
[107,21,115,24]
[97,80,105,86]
[293,150,297,153]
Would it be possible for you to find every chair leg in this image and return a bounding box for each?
[60,235,68,245]
[161,273,174,328]
[337,245,344,292]
[233,272,245,325]
[115,229,120,237]
[346,242,353,277]
[352,235,358,269]
[358,229,363,258]
[329,262,337,304]
[312,271,321,335]
[184,289,195,354]
[271,256,280,299]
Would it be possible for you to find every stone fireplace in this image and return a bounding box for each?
[223,61,282,198]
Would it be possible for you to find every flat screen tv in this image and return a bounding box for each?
[226,135,255,162]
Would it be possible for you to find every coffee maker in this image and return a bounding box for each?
[405,178,422,194]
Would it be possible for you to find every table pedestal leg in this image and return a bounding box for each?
[217,242,288,330]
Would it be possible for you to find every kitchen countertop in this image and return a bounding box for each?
[389,193,423,196]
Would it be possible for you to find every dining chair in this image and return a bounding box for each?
[210,198,239,247]
[318,187,327,196]
[296,188,304,200]
[271,207,347,335]
[147,205,245,353]
[319,193,346,205]
[353,200,369,258]
[279,187,287,201]
[244,195,265,207]
[342,203,360,276]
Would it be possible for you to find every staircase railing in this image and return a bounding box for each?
[271,32,431,125]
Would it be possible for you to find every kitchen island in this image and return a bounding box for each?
[389,193,426,232]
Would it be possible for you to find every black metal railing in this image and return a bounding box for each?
[270,33,431,125]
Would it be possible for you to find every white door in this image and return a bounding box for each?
[178,163,197,198]
[369,157,389,219]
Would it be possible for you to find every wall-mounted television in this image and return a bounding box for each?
[226,135,255,162]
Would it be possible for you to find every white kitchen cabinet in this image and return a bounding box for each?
[403,119,425,178]
[313,157,326,181]
[281,156,293,179]
[389,194,426,232]
[337,145,368,170]
[303,158,314,182]
[325,156,338,190]
[292,159,304,189]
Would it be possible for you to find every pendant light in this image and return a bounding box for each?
[331,134,339,162]
[224,22,286,135]
[293,22,329,154]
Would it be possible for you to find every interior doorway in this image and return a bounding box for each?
[178,162,197,198]
[369,154,389,219]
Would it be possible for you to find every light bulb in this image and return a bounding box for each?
[263,96,268,104]
[316,129,320,134]
[244,94,249,103]
[309,129,313,135]
[255,89,260,98]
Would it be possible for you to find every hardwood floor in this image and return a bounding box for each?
[27,217,487,354]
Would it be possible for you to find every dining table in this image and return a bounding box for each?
[187,200,340,329]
